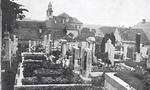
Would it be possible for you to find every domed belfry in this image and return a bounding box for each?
[47,2,53,19]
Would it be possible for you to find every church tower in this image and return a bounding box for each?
[47,2,53,19]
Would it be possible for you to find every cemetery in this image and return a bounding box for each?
[1,2,150,90]
[1,1,150,90]
[2,28,150,90]
[13,35,94,90]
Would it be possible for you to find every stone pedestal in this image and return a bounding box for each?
[60,39,67,56]
[136,52,141,62]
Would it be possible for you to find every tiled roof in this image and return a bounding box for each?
[119,28,149,44]
[132,21,150,42]
[45,19,65,30]
[69,17,82,24]
[41,19,66,40]
[99,26,149,44]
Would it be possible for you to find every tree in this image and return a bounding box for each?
[100,34,110,53]
[1,0,28,37]
[81,27,90,33]
[91,28,96,34]
[110,32,116,46]
[63,25,67,35]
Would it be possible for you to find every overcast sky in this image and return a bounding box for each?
[16,0,150,27]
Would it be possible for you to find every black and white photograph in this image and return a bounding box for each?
[0,0,150,90]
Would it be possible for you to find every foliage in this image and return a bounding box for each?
[22,77,39,85]
[100,33,116,64]
[34,68,64,77]
[95,44,101,59]
[100,33,116,53]
[24,54,47,60]
[63,25,67,35]
[115,71,147,90]
[110,32,116,46]
[77,27,95,41]
[1,0,28,37]
[92,76,105,86]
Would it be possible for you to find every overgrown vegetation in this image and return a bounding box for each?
[1,0,28,37]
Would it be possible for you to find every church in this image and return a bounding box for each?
[14,2,83,41]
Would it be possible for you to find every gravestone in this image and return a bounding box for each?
[60,39,67,56]
[80,48,92,81]
[105,39,115,66]
[48,34,52,54]
[147,51,150,68]
[72,46,80,73]
[13,35,18,55]
[123,44,128,60]
[29,40,31,52]
[87,37,96,64]
[43,35,47,49]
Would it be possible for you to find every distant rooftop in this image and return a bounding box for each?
[132,19,150,42]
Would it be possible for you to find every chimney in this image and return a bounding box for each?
[142,19,146,24]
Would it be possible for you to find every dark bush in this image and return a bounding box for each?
[115,71,146,90]
[24,54,46,60]
[34,68,64,77]
[41,77,54,84]
[22,77,39,85]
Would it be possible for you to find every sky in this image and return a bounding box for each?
[16,0,150,27]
